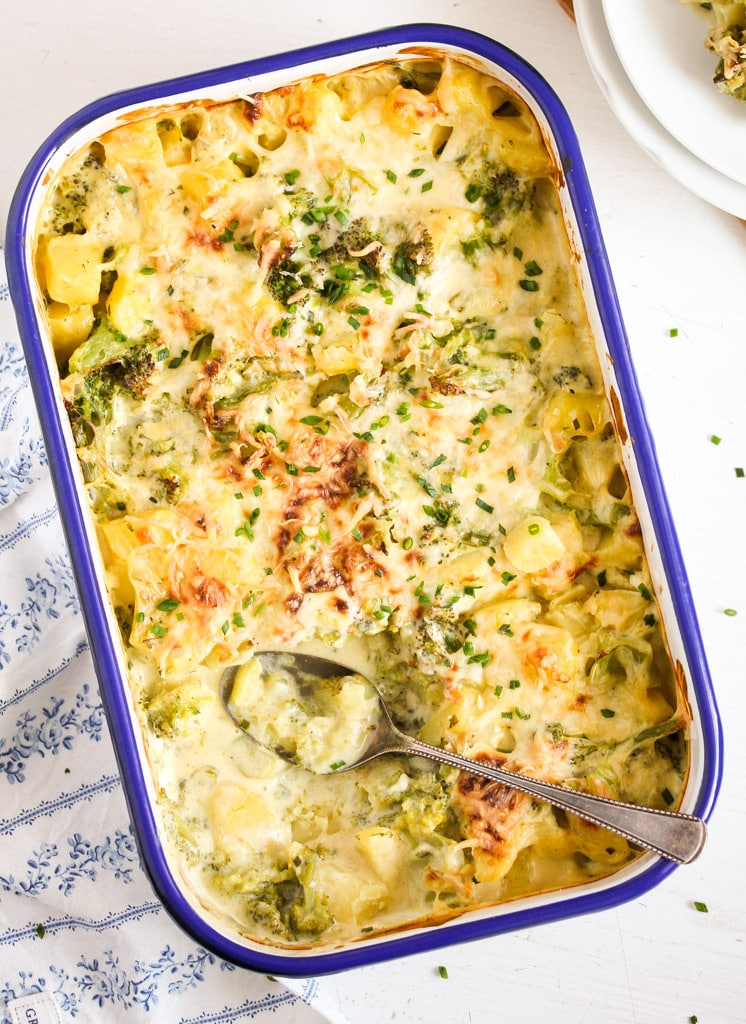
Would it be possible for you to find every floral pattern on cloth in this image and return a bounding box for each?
[0,257,346,1024]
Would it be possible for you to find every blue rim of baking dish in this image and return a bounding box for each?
[5,22,723,976]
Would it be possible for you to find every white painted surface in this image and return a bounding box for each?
[2,2,744,1021]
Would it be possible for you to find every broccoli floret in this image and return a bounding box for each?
[69,315,131,375]
[143,680,210,738]
[320,218,384,274]
[244,849,333,939]
[397,770,452,837]
[49,142,135,237]
[392,227,434,284]
[67,317,161,429]
[553,365,592,390]
[49,144,105,235]
[266,258,308,307]
[464,162,534,226]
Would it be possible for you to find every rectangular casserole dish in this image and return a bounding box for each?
[5,23,722,975]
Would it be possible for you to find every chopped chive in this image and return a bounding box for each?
[501,571,516,585]
[600,708,616,718]
[693,901,709,913]
[417,474,440,499]
[438,965,449,979]
[724,608,738,616]
[736,467,745,478]
[402,537,414,550]
[507,466,516,483]
[710,434,722,445]
[475,497,494,514]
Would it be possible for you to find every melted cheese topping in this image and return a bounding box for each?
[34,55,690,948]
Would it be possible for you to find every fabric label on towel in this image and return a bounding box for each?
[6,993,64,1024]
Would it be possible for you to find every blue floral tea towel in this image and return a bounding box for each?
[0,253,348,1024]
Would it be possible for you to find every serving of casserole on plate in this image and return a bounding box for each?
[6,25,721,974]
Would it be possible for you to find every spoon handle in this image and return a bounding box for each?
[401,735,706,864]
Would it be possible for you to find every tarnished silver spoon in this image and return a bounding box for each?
[221,650,706,865]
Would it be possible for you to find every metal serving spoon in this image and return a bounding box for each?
[221,650,706,865]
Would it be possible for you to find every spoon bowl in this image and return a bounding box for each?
[221,650,706,865]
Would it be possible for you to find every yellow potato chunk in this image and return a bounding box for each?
[45,302,95,361]
[209,782,291,862]
[43,234,103,305]
[355,826,409,889]
[503,516,566,573]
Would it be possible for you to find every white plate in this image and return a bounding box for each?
[602,0,746,186]
[574,0,746,218]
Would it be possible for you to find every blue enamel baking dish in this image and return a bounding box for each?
[5,23,722,975]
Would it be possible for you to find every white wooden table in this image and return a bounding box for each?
[2,2,745,1021]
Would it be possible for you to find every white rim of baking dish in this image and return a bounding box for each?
[5,23,723,976]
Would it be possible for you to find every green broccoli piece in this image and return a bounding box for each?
[49,144,105,235]
[143,680,210,739]
[392,228,434,284]
[69,315,131,375]
[266,258,308,307]
[67,317,161,429]
[464,162,533,226]
[320,218,384,274]
[552,365,592,391]
[244,849,333,939]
